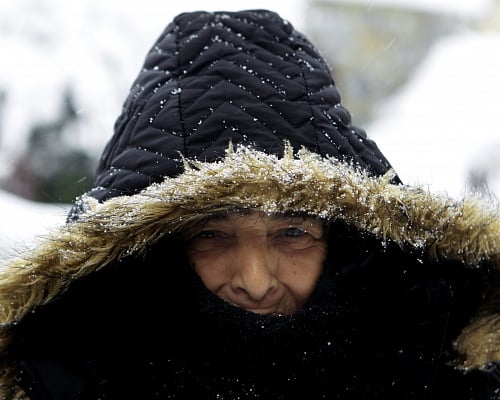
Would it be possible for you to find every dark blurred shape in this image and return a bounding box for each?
[1,89,96,203]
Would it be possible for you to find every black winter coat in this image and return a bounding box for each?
[0,10,499,400]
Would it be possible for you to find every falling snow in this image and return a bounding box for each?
[1,0,499,256]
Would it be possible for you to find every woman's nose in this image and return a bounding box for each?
[231,242,278,301]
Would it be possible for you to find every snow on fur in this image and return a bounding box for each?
[0,145,499,395]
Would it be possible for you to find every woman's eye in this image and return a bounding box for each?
[185,230,228,252]
[196,230,217,239]
[283,227,307,237]
[273,227,317,250]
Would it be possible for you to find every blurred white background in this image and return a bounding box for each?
[1,0,499,255]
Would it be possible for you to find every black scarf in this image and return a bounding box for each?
[15,230,493,399]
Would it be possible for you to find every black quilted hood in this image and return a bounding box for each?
[90,9,395,202]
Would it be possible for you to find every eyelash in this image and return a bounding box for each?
[196,230,219,239]
[192,227,312,241]
[281,227,307,238]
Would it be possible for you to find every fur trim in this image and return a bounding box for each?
[0,145,499,395]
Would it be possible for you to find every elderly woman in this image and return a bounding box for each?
[1,10,499,399]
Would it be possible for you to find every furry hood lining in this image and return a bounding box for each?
[0,145,499,373]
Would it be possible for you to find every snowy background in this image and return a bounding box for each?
[368,30,500,198]
[1,0,499,256]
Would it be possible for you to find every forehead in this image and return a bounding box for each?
[200,210,323,227]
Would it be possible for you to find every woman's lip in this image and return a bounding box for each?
[226,299,279,314]
[233,303,279,314]
[245,307,277,314]
[221,290,286,314]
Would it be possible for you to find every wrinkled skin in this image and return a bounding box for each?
[184,211,327,315]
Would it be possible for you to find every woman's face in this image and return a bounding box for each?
[184,211,327,315]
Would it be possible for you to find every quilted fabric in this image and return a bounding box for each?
[90,10,396,202]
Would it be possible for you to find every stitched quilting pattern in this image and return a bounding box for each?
[91,10,396,201]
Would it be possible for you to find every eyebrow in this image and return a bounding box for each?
[200,210,322,224]
[268,212,319,223]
